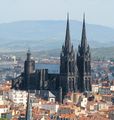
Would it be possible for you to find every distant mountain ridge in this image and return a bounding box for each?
[0,20,114,51]
[1,47,114,59]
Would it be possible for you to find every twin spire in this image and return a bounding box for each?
[65,13,88,53]
[81,13,88,51]
[65,13,71,52]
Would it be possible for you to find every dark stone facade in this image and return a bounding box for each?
[77,15,92,92]
[60,14,78,97]
[12,14,92,100]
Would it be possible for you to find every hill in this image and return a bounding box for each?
[1,46,114,60]
[0,20,114,51]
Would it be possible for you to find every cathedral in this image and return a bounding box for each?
[12,14,92,100]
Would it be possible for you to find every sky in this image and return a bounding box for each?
[0,0,114,27]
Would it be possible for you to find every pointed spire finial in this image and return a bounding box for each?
[83,13,86,32]
[81,13,87,51]
[65,13,71,52]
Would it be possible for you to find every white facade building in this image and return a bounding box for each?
[39,103,59,113]
[92,84,99,93]
[9,90,27,107]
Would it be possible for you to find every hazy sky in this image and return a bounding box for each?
[0,0,114,27]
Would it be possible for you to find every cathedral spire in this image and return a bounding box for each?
[65,13,71,52]
[77,14,92,92]
[81,13,87,51]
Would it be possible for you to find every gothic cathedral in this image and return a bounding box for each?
[12,14,92,100]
